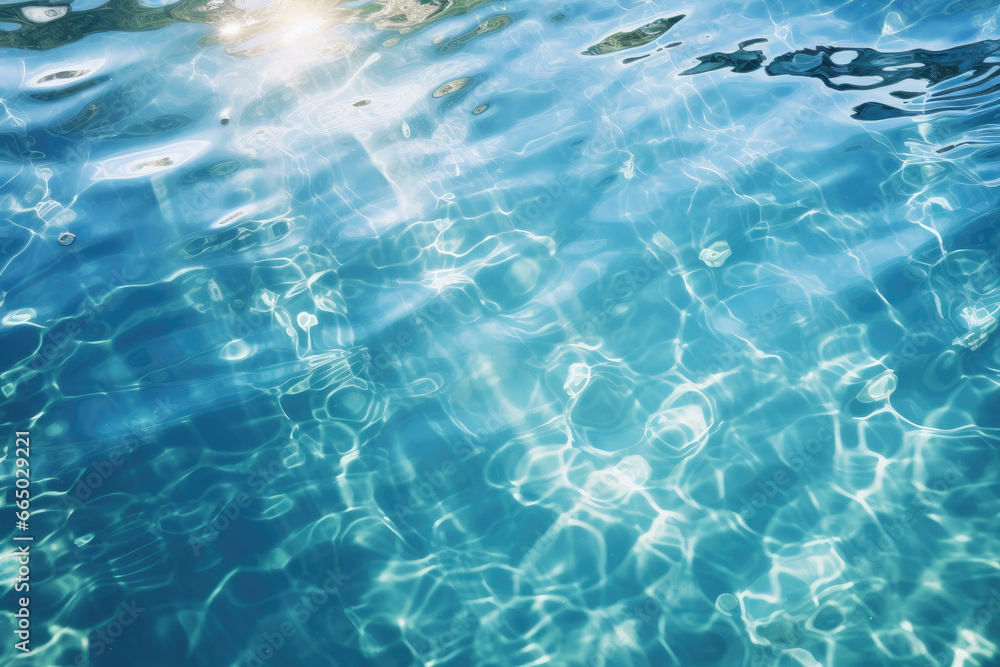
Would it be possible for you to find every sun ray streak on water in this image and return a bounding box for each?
[1,1,1000,666]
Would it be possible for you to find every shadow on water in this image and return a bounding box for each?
[682,38,1000,120]
[0,0,496,51]
[7,0,1000,126]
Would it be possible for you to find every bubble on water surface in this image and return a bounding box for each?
[94,140,211,179]
[73,533,95,547]
[130,157,173,172]
[3,309,36,325]
[258,289,277,309]
[699,240,732,267]
[433,77,470,97]
[210,208,251,229]
[297,312,318,330]
[955,305,999,350]
[647,393,714,457]
[31,66,96,86]
[21,5,68,23]
[623,154,635,179]
[590,454,652,500]
[221,339,252,361]
[207,280,224,302]
[857,372,898,403]
[564,363,591,396]
[716,594,739,614]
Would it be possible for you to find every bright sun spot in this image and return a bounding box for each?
[282,15,326,43]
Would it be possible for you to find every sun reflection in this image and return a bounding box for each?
[281,15,326,44]
[209,6,332,51]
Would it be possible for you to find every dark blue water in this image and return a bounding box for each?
[2,1,1000,666]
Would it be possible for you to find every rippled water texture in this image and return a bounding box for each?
[2,1,1000,666]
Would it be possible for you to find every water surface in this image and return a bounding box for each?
[1,1,1000,666]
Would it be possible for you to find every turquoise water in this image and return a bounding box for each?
[2,1,1000,665]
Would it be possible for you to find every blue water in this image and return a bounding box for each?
[2,1,1000,665]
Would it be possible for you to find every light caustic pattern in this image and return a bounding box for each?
[1,1,1000,666]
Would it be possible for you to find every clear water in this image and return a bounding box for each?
[2,1,1000,666]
